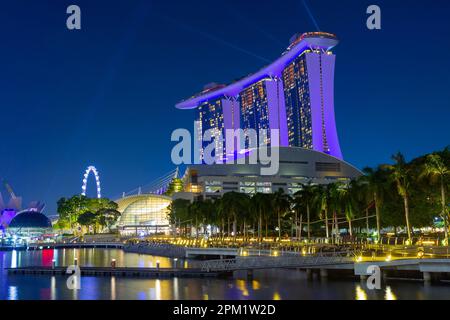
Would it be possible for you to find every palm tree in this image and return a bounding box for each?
[314,185,330,239]
[167,198,190,236]
[421,153,449,242]
[334,181,357,236]
[215,198,226,239]
[360,166,387,242]
[271,189,291,240]
[250,193,266,242]
[385,152,412,242]
[327,183,342,241]
[294,184,315,241]
[221,192,249,240]
[261,193,273,238]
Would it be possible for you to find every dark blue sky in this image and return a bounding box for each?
[1,0,449,214]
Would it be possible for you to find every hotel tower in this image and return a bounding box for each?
[176,32,343,161]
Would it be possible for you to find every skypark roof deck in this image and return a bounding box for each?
[176,32,338,109]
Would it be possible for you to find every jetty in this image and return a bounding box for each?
[6,266,224,278]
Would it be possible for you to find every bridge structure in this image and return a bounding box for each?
[115,167,179,200]
[200,251,355,272]
[199,251,450,282]
[26,242,124,250]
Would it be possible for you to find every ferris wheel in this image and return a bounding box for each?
[81,166,101,198]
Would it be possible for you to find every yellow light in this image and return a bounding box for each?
[356,256,363,263]
[355,285,367,300]
[385,255,392,262]
[273,292,281,300]
[417,251,424,258]
[272,250,279,257]
[384,286,397,300]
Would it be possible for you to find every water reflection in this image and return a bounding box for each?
[355,285,367,300]
[385,286,397,300]
[51,276,56,300]
[11,250,17,268]
[8,286,17,300]
[111,277,116,300]
[1,249,450,300]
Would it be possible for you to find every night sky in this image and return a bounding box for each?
[1,0,449,215]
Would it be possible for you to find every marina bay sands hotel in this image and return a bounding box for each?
[118,32,361,235]
[174,32,360,200]
[176,32,342,160]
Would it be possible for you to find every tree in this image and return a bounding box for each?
[294,184,315,240]
[327,182,342,241]
[165,178,184,196]
[384,152,412,242]
[334,181,357,236]
[97,208,121,232]
[250,193,263,241]
[77,211,97,233]
[57,195,121,235]
[360,166,388,241]
[314,184,334,239]
[421,153,449,242]
[271,189,291,240]
[221,192,249,240]
[57,195,90,231]
[167,199,191,236]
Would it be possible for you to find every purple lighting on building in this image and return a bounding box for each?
[176,32,344,160]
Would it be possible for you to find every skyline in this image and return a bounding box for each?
[1,0,449,214]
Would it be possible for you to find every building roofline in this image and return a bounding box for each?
[175,33,338,109]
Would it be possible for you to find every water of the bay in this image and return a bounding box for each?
[0,248,449,300]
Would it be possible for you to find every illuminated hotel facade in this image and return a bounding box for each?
[176,32,343,160]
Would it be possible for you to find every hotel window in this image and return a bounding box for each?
[288,182,303,195]
[315,162,341,172]
[239,181,256,194]
[204,181,222,193]
[256,182,271,193]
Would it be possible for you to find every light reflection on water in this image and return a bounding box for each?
[0,249,450,300]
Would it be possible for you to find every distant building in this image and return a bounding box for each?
[115,194,171,236]
[8,210,52,237]
[0,184,46,232]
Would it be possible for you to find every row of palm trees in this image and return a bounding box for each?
[168,148,449,243]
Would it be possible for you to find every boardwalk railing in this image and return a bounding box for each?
[200,251,356,272]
